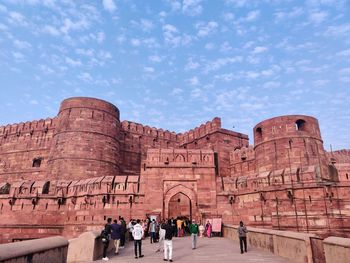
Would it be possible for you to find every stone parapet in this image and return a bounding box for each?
[223,225,317,263]
[324,236,350,263]
[0,236,68,263]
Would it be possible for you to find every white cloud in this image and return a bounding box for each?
[30,99,39,105]
[309,10,328,24]
[188,76,200,86]
[223,12,235,21]
[204,56,243,72]
[171,88,183,95]
[262,81,281,89]
[224,0,249,7]
[131,38,141,46]
[143,67,155,73]
[78,72,93,82]
[42,25,60,36]
[252,46,268,54]
[205,43,215,50]
[60,18,89,35]
[324,23,350,36]
[140,19,154,32]
[76,48,94,57]
[185,57,200,70]
[12,51,25,61]
[8,11,28,26]
[103,0,117,12]
[336,49,350,57]
[149,55,162,63]
[196,21,218,37]
[65,57,82,67]
[163,24,181,46]
[274,7,303,21]
[97,32,105,43]
[14,39,31,49]
[182,0,203,16]
[245,10,260,22]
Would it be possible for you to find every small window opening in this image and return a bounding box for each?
[256,127,262,141]
[296,168,301,182]
[295,119,306,131]
[177,198,181,203]
[309,195,312,202]
[42,182,50,194]
[346,173,349,180]
[32,158,42,168]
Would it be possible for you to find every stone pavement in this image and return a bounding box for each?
[93,236,291,263]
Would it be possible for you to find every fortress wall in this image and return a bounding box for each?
[0,174,145,243]
[0,118,57,182]
[47,97,121,180]
[218,183,350,237]
[177,118,249,178]
[119,120,180,174]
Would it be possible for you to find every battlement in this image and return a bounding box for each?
[121,120,178,142]
[146,148,214,166]
[327,149,350,164]
[0,118,57,137]
[178,117,222,144]
[230,146,255,164]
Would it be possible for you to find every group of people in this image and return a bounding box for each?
[101,216,249,261]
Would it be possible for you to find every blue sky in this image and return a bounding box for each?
[0,0,349,150]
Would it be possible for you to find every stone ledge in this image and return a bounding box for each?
[324,236,350,248]
[0,236,68,261]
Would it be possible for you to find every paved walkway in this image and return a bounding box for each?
[93,236,291,263]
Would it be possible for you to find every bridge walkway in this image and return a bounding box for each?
[93,236,291,263]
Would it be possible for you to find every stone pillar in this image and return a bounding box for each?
[47,97,120,180]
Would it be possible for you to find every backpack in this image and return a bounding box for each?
[101,229,109,243]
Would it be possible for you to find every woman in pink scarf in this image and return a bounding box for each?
[205,220,212,238]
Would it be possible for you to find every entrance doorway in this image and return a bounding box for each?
[168,192,192,219]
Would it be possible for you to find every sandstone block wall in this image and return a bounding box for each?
[1,97,350,244]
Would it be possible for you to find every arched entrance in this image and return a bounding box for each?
[164,184,197,220]
[168,192,192,219]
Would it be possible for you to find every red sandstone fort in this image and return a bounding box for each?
[0,97,349,243]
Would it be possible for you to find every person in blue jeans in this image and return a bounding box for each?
[150,219,157,243]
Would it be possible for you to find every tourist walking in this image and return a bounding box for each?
[156,220,166,252]
[128,219,134,241]
[189,219,199,249]
[101,218,112,261]
[163,219,174,262]
[205,220,212,238]
[110,219,122,255]
[150,219,157,243]
[238,221,248,254]
[132,219,144,258]
[120,217,126,248]
[176,218,183,237]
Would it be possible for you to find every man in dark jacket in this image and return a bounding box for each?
[163,220,174,262]
[111,219,122,255]
[102,218,112,261]
[120,217,127,248]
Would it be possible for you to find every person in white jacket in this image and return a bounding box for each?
[132,219,144,258]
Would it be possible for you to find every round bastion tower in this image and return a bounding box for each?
[253,115,331,181]
[47,97,120,180]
